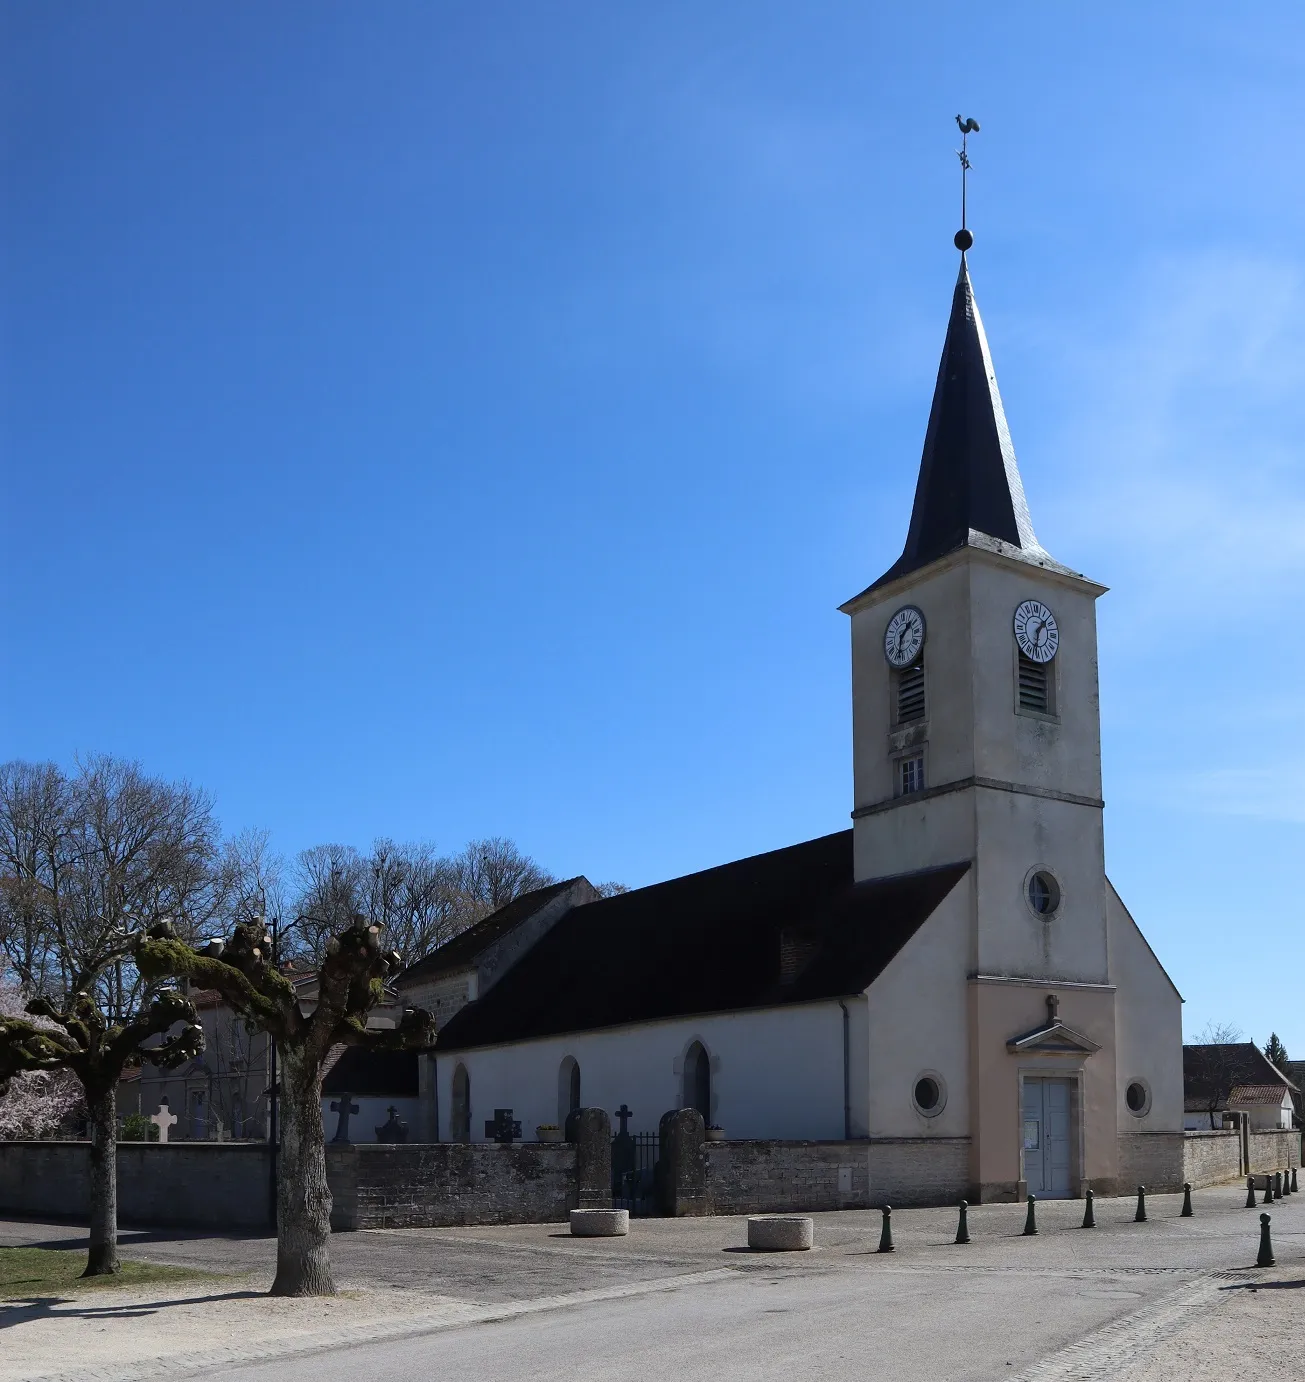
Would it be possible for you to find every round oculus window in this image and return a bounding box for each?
[1027,870,1062,919]
[911,1072,946,1117]
[1125,1081,1150,1116]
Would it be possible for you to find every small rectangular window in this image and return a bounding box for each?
[1017,654,1050,714]
[894,659,926,724]
[898,753,925,796]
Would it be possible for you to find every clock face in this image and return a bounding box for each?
[1013,600,1059,663]
[883,605,926,667]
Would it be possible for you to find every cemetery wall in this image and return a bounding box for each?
[703,1137,969,1213]
[0,1141,273,1228]
[1177,1131,1239,1187]
[326,1142,579,1230]
[1248,1129,1300,1171]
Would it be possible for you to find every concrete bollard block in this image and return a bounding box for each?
[1257,1212,1275,1268]
[1023,1193,1038,1236]
[1081,1188,1095,1229]
[1181,1183,1193,1217]
[747,1215,813,1252]
[569,1208,630,1237]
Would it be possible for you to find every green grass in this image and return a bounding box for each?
[0,1246,218,1298]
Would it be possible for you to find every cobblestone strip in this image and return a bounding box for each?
[21,1268,739,1382]
[1010,1273,1218,1381]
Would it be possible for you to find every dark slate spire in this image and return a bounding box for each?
[844,256,1073,606]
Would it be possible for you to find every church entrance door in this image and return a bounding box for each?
[1022,1077,1074,1198]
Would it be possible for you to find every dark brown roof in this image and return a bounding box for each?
[321,1046,419,1097]
[398,878,582,985]
[1182,1042,1298,1105]
[438,831,969,1050]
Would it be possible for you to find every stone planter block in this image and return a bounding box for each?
[748,1215,814,1252]
[569,1208,629,1237]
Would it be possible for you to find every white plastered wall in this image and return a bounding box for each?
[863,878,971,1138]
[434,1001,847,1142]
[1107,882,1183,1132]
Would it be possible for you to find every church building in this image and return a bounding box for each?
[404,240,1184,1203]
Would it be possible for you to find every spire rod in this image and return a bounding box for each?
[954,115,979,252]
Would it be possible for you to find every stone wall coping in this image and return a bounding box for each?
[1181,1130,1240,1140]
[0,1140,270,1152]
[704,1136,971,1150]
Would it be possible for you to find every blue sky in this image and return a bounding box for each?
[2,5,1302,1053]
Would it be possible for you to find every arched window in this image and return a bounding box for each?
[558,1056,581,1126]
[451,1064,471,1143]
[682,1041,710,1123]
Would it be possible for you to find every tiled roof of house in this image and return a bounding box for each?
[1182,1042,1299,1107]
[1229,1084,1294,1106]
[438,831,969,1051]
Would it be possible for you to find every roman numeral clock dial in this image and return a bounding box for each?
[883,605,926,667]
[1013,600,1059,662]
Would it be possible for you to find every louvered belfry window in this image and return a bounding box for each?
[895,658,926,724]
[1018,653,1050,714]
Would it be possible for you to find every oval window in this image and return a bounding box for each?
[1027,871,1061,918]
[1126,1081,1149,1115]
[914,1077,940,1110]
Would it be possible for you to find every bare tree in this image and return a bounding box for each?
[1187,1021,1254,1130]
[453,837,554,914]
[0,755,219,1275]
[138,916,434,1296]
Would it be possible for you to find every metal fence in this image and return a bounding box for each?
[612,1131,659,1217]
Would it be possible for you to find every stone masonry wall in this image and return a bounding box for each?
[1117,1133,1186,1192]
[0,1141,273,1229]
[1179,1131,1240,1188]
[1249,1130,1300,1172]
[704,1138,970,1214]
[326,1142,578,1230]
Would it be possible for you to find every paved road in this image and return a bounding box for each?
[2,1185,1302,1381]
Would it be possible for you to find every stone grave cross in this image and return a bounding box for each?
[330,1094,360,1144]
[485,1108,522,1144]
[614,1104,634,1136]
[149,1101,178,1144]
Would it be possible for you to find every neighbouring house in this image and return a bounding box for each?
[1282,1061,1305,1127]
[1182,1043,1299,1131]
[382,239,1186,1203]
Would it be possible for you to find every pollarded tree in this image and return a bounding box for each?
[136,915,435,1297]
[0,984,204,1274]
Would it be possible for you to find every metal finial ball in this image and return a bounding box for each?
[954,229,973,251]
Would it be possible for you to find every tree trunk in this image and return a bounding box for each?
[84,1085,119,1277]
[270,1046,334,1296]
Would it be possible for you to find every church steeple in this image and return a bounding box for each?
[846,255,1073,605]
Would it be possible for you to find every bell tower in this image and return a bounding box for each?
[841,250,1109,986]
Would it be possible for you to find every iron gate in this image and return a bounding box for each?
[612,1131,659,1217]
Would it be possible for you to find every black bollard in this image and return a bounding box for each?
[1246,1176,1257,1209]
[877,1204,895,1253]
[1293,1168,1299,1194]
[1263,1175,1274,1205]
[1023,1193,1038,1236]
[1181,1182,1193,1218]
[1257,1212,1275,1267]
[1273,1172,1282,1201]
[1284,1169,1292,1198]
[1134,1185,1147,1223]
[1082,1188,1096,1228]
[955,1200,970,1245]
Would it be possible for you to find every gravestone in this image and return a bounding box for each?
[611,1103,636,1195]
[485,1109,522,1144]
[375,1106,410,1143]
[330,1094,359,1144]
[149,1100,178,1145]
